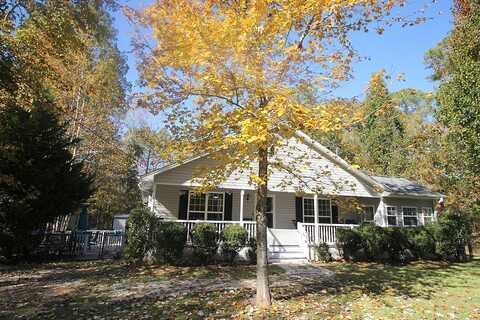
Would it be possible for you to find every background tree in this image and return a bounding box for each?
[1,1,135,226]
[357,70,407,176]
[434,0,480,208]
[129,0,413,306]
[0,100,92,261]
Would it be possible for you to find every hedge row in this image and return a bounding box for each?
[337,210,472,262]
[124,207,254,265]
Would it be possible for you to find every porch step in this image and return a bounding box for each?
[268,244,302,252]
[269,258,308,265]
[268,244,305,259]
[268,251,306,259]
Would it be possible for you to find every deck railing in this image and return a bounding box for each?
[298,222,358,245]
[172,220,257,243]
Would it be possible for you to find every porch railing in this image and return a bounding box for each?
[172,220,257,243]
[298,222,358,245]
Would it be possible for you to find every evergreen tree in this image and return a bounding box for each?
[0,101,92,260]
[436,0,480,177]
[359,71,406,176]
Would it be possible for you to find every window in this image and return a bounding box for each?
[188,192,224,220]
[303,198,331,223]
[188,193,206,220]
[422,207,434,225]
[207,193,224,220]
[403,207,418,226]
[386,206,398,226]
[318,199,331,223]
[362,206,375,222]
[303,198,314,223]
[266,196,274,227]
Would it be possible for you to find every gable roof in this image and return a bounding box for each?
[139,131,442,199]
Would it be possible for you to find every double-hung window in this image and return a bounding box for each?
[386,206,398,226]
[362,206,375,223]
[303,198,315,223]
[403,207,418,226]
[188,192,224,220]
[303,198,331,223]
[421,207,434,225]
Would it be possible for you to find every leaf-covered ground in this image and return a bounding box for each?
[1,258,479,319]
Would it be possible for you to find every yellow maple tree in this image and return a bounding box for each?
[129,0,409,306]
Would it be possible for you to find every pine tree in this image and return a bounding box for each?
[359,71,406,176]
[0,100,92,260]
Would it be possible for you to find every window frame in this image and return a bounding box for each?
[362,205,375,223]
[187,191,225,221]
[386,206,398,226]
[303,197,332,224]
[402,206,419,227]
[421,207,434,225]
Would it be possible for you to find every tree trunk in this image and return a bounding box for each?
[255,146,272,307]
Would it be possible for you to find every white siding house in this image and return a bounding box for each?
[139,131,444,260]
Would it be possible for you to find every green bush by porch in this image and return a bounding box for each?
[221,224,248,264]
[337,210,472,262]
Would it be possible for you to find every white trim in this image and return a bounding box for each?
[239,189,245,226]
[401,206,419,227]
[303,196,332,224]
[314,194,319,244]
[421,207,434,225]
[378,197,386,226]
[187,191,226,221]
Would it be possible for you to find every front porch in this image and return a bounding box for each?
[169,219,358,246]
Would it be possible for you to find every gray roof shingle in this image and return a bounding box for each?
[372,175,444,198]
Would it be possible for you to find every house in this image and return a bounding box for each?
[138,131,444,261]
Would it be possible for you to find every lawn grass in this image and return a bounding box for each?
[1,258,479,319]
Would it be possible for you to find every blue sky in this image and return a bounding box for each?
[114,1,453,130]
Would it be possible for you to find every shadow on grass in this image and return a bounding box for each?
[320,258,480,300]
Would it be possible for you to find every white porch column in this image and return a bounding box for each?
[151,183,157,214]
[314,194,319,244]
[378,197,386,226]
[239,189,245,226]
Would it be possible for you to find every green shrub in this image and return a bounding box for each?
[384,227,410,261]
[314,242,332,263]
[357,223,389,261]
[191,223,219,264]
[153,222,187,264]
[337,228,365,261]
[221,225,248,264]
[247,237,257,264]
[433,210,472,261]
[403,226,437,260]
[124,207,156,261]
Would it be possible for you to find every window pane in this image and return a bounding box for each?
[363,207,374,221]
[387,216,397,226]
[207,193,224,213]
[189,193,206,212]
[318,217,331,224]
[304,216,314,223]
[189,212,205,220]
[303,198,314,221]
[386,207,397,226]
[266,197,273,213]
[207,212,222,221]
[318,199,331,217]
[403,208,418,226]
